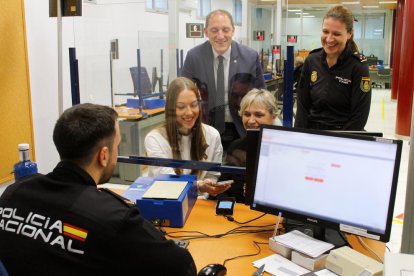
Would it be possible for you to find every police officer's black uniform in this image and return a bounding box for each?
[0,161,196,275]
[295,44,371,130]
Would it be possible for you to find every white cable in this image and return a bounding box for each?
[356,236,384,263]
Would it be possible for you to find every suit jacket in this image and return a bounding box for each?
[181,41,265,136]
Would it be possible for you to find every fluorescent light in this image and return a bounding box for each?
[362,5,380,8]
[303,15,315,18]
[288,9,301,12]
[295,12,309,15]
[374,29,383,32]
[342,1,360,4]
[379,1,397,3]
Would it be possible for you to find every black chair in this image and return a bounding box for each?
[377,68,392,89]
[370,70,381,88]
[129,67,153,97]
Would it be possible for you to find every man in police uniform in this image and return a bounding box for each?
[0,103,196,275]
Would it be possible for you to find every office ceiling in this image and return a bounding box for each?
[251,0,397,13]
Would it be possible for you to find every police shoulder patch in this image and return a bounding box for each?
[99,188,136,207]
[352,52,367,63]
[311,70,318,83]
[360,77,371,92]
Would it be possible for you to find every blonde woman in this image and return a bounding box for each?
[222,88,278,202]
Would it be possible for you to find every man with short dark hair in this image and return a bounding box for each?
[0,103,196,275]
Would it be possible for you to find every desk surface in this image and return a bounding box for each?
[108,187,386,275]
[114,106,165,120]
[165,200,276,275]
[164,200,386,275]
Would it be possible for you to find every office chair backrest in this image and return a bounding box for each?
[129,67,153,97]
[366,55,378,67]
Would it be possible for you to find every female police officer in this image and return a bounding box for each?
[295,5,371,131]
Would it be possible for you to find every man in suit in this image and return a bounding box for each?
[181,9,265,150]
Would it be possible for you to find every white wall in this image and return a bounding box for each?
[25,0,170,173]
[25,0,61,173]
[285,17,323,51]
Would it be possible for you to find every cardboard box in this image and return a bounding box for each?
[269,237,293,259]
[291,251,328,271]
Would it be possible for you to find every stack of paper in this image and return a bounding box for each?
[253,254,310,276]
[273,230,335,258]
[142,181,187,199]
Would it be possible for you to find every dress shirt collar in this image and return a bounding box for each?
[212,45,231,61]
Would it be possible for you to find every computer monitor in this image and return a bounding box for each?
[329,130,383,137]
[250,125,402,242]
[245,129,260,205]
[245,129,384,206]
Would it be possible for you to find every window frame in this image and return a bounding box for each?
[146,0,168,14]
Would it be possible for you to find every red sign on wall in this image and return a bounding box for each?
[254,31,265,41]
[287,35,298,43]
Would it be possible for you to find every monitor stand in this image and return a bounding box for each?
[284,219,347,248]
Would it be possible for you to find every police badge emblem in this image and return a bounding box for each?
[311,71,317,83]
[360,77,371,92]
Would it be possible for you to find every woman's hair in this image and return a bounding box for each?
[239,88,278,117]
[295,56,305,67]
[324,5,358,53]
[164,77,208,176]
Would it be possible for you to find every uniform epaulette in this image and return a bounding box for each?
[352,52,367,63]
[99,188,136,207]
[309,47,323,54]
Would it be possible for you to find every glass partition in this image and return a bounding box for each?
[112,31,169,106]
[355,13,386,63]
[64,1,392,184]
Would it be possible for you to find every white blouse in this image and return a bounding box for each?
[144,123,223,181]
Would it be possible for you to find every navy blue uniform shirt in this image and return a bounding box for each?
[295,44,371,130]
[0,161,196,275]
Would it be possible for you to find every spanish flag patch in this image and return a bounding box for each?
[63,223,88,242]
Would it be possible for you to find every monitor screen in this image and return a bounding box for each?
[251,125,402,242]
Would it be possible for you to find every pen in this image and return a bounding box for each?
[273,211,282,237]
